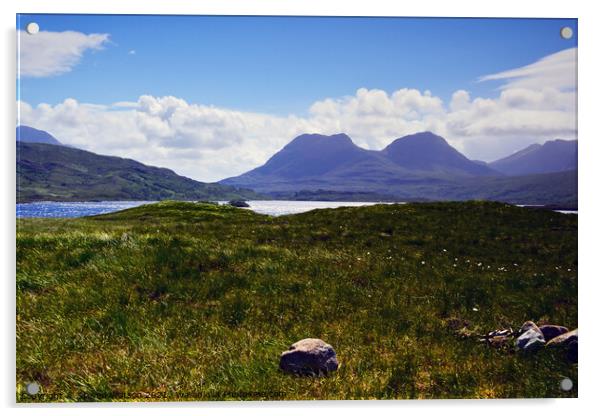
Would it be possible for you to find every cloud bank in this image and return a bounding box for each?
[18,30,110,77]
[18,48,577,182]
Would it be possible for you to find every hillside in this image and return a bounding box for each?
[437,170,577,207]
[490,140,577,176]
[17,142,260,203]
[17,201,577,401]
[268,170,577,206]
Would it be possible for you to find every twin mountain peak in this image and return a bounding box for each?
[221,131,576,186]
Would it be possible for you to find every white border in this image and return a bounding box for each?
[2,1,601,415]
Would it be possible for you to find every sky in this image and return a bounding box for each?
[16,14,577,182]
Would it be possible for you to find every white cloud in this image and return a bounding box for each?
[18,48,577,181]
[450,90,471,112]
[18,30,110,77]
[479,47,577,91]
[308,87,446,149]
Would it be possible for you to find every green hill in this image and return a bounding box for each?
[17,142,261,203]
[17,201,577,401]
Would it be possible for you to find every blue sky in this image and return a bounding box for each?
[17,14,577,115]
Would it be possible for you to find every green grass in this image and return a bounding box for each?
[16,201,577,401]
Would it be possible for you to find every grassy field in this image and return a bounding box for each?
[16,201,577,401]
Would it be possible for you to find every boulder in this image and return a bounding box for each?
[279,338,339,376]
[546,329,578,363]
[546,328,578,347]
[539,325,569,342]
[516,321,545,351]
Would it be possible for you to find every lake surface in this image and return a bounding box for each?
[16,200,577,218]
[16,200,388,218]
[16,201,155,218]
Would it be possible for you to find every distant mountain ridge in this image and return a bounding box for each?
[221,132,577,205]
[223,132,499,187]
[221,131,500,192]
[17,142,261,203]
[17,125,62,145]
[490,139,577,176]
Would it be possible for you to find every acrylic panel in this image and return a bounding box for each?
[16,14,578,402]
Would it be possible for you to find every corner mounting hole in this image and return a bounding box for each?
[560,27,573,40]
[26,22,39,35]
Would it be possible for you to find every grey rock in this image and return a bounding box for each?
[486,328,513,338]
[539,325,569,342]
[516,321,545,351]
[279,338,339,376]
[546,328,578,347]
[546,329,578,363]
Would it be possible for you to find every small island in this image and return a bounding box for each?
[228,199,250,208]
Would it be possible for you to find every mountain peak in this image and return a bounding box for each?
[383,131,496,176]
[250,133,366,179]
[544,139,575,147]
[16,125,62,146]
[390,131,444,143]
[287,133,353,148]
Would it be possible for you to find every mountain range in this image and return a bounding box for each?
[221,132,577,205]
[16,126,577,206]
